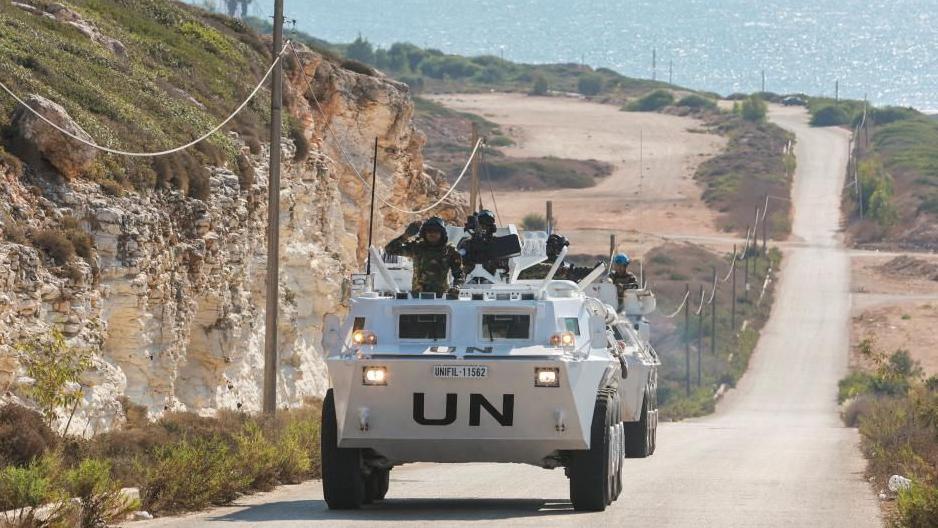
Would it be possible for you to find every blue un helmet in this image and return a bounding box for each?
[612,253,630,266]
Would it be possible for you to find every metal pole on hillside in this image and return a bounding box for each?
[546,200,553,235]
[668,60,673,85]
[470,122,480,212]
[731,244,737,331]
[697,285,703,387]
[761,70,765,93]
[684,283,691,397]
[609,234,616,263]
[762,196,769,252]
[263,0,285,415]
[710,267,717,356]
[652,48,656,81]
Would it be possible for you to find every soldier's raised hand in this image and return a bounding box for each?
[405,221,422,237]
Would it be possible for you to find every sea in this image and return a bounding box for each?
[226,0,938,111]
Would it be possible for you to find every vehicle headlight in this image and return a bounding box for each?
[352,330,377,346]
[549,332,575,348]
[362,366,388,386]
[535,367,560,387]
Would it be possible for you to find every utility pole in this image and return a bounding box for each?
[744,226,750,302]
[470,122,480,212]
[835,80,839,102]
[684,283,690,397]
[731,244,737,331]
[609,234,616,262]
[668,60,673,85]
[762,195,769,252]
[546,200,554,235]
[710,267,717,356]
[365,138,378,276]
[761,69,765,93]
[262,0,285,415]
[652,48,656,81]
[697,285,703,386]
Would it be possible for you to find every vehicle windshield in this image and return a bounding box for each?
[399,313,447,340]
[481,314,531,340]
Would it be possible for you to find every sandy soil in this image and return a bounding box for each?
[850,253,938,375]
[428,93,727,255]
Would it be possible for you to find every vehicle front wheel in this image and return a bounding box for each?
[569,391,614,511]
[321,389,367,509]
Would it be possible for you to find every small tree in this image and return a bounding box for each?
[810,104,849,127]
[521,213,547,231]
[739,95,767,122]
[577,74,603,96]
[530,75,549,96]
[16,330,91,431]
[346,35,375,65]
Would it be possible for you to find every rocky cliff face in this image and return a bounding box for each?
[0,47,464,434]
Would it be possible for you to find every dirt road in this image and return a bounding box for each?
[128,107,880,528]
[427,93,727,255]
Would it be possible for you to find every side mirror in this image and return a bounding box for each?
[322,314,341,354]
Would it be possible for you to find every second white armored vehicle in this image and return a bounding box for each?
[320,227,659,511]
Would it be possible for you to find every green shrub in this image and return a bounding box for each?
[738,95,767,122]
[487,135,515,147]
[676,94,716,110]
[896,480,938,528]
[235,421,280,491]
[811,104,850,127]
[0,405,57,468]
[858,158,899,227]
[625,90,674,112]
[31,230,75,266]
[521,213,546,231]
[64,459,138,528]
[0,456,70,526]
[577,73,603,96]
[340,59,376,76]
[97,179,124,197]
[274,421,313,485]
[140,436,247,513]
[530,75,549,96]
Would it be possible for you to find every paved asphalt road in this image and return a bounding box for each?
[130,107,882,528]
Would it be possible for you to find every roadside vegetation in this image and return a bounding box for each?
[839,340,938,527]
[246,18,670,103]
[695,108,795,238]
[1,331,324,524]
[642,243,781,419]
[807,99,938,250]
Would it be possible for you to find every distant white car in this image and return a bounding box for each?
[320,227,660,511]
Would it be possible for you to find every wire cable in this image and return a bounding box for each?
[0,43,290,157]
[663,289,690,319]
[694,286,706,315]
[287,41,480,215]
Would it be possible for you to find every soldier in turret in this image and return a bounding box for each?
[385,217,463,296]
[609,253,640,304]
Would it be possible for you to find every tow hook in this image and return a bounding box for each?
[359,407,370,432]
[554,409,566,432]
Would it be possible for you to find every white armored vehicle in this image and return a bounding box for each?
[320,226,659,511]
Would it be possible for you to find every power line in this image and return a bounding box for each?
[0,43,290,157]
[287,42,480,215]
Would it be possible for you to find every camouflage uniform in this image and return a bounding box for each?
[610,270,640,301]
[385,234,463,295]
[518,262,595,281]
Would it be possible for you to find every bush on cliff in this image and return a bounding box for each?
[625,90,674,112]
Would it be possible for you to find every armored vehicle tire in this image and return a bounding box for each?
[624,393,655,458]
[367,469,390,501]
[569,391,616,511]
[321,389,367,509]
